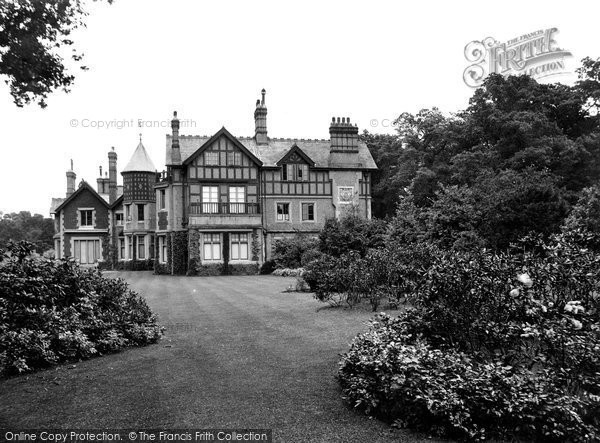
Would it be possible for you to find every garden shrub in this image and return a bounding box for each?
[259,259,276,275]
[337,230,600,441]
[318,215,387,257]
[271,235,319,269]
[0,241,162,376]
[340,313,599,442]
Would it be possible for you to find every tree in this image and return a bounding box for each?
[0,0,111,108]
[0,211,54,252]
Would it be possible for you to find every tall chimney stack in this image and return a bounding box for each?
[171,111,181,164]
[108,147,118,203]
[254,89,268,145]
[66,159,76,197]
[329,116,359,152]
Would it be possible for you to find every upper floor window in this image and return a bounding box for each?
[205,152,219,165]
[282,164,308,181]
[115,213,124,226]
[138,204,145,221]
[229,186,245,214]
[202,186,219,214]
[227,152,242,166]
[79,209,93,227]
[125,204,131,220]
[276,203,290,221]
[159,189,166,210]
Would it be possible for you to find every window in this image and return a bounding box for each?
[203,233,221,261]
[137,204,145,221]
[205,151,219,165]
[73,239,100,264]
[158,236,167,263]
[149,235,155,259]
[115,213,124,226]
[137,235,145,259]
[202,186,219,213]
[230,233,248,260]
[227,152,242,166]
[282,164,308,181]
[229,186,245,214]
[128,236,133,260]
[276,203,290,221]
[159,189,166,209]
[125,204,131,220]
[80,210,93,227]
[302,203,315,221]
[119,238,125,260]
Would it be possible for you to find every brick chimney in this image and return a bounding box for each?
[97,165,106,194]
[108,147,117,203]
[66,159,76,197]
[254,89,268,145]
[171,111,181,164]
[329,117,358,152]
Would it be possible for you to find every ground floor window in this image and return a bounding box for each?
[230,233,249,260]
[128,236,133,260]
[203,233,221,261]
[54,240,61,259]
[301,203,315,221]
[276,202,290,221]
[158,236,167,263]
[137,235,146,259]
[73,239,100,264]
[119,237,125,260]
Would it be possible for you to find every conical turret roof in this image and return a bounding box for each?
[122,140,156,173]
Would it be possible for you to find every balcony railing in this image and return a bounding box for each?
[189,202,260,215]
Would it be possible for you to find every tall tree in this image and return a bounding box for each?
[0,0,111,108]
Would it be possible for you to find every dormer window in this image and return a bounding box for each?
[282,164,308,181]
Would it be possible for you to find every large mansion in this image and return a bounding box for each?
[50,90,377,275]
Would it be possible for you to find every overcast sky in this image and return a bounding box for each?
[1,0,598,216]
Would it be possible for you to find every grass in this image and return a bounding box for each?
[0,272,440,442]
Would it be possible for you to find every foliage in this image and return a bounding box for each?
[0,241,162,376]
[272,268,304,277]
[0,0,112,108]
[339,313,599,441]
[362,62,600,242]
[171,232,188,275]
[259,259,276,275]
[271,235,319,269]
[318,215,387,257]
[337,229,600,440]
[0,211,54,252]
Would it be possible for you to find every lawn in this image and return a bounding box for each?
[0,272,437,442]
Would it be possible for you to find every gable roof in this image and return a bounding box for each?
[276,143,315,166]
[166,134,377,170]
[123,141,156,173]
[181,127,263,167]
[53,180,110,213]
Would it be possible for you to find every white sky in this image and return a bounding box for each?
[1,0,598,216]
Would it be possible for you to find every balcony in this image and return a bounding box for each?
[188,203,261,227]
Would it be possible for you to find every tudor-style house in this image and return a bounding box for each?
[50,90,377,275]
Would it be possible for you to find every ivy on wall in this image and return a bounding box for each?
[187,229,200,276]
[251,229,260,262]
[171,231,188,275]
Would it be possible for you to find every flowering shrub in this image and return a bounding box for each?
[338,230,600,440]
[340,313,599,441]
[0,241,162,376]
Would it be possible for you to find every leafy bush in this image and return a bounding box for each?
[0,241,162,376]
[272,267,304,277]
[340,313,599,441]
[271,235,319,269]
[259,259,276,275]
[319,215,387,257]
[338,230,600,440]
